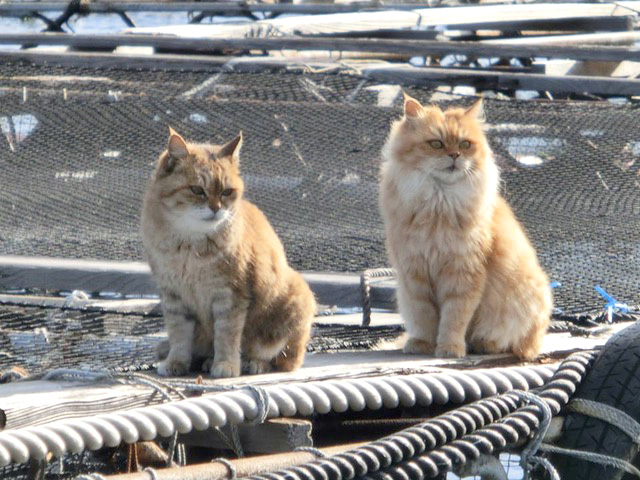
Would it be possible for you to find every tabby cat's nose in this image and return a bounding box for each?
[210,203,220,213]
[449,152,460,160]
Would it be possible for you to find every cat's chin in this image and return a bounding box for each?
[431,168,467,184]
[170,209,233,238]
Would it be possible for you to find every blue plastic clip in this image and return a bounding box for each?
[594,285,628,323]
[550,281,561,289]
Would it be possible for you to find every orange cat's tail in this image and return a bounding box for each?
[513,316,549,361]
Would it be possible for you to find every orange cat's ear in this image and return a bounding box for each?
[403,93,423,118]
[219,132,243,165]
[465,98,484,121]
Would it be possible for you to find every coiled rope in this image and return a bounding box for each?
[0,365,555,466]
[244,352,595,480]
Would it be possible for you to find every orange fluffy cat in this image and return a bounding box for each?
[379,95,551,360]
[141,128,316,378]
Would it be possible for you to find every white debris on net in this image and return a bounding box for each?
[63,290,89,308]
[364,85,402,107]
[0,114,39,151]
[188,113,208,124]
[55,171,97,181]
[340,173,360,185]
[516,155,544,166]
[498,136,565,166]
[580,129,604,138]
[486,124,546,133]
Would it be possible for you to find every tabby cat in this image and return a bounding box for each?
[141,128,316,378]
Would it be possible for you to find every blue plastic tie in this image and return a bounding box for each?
[594,285,628,323]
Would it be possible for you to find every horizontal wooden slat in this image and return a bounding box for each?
[0,256,396,310]
[363,64,640,95]
[3,33,640,63]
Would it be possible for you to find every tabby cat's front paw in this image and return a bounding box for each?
[157,358,190,377]
[403,337,435,355]
[210,361,241,378]
[435,343,466,358]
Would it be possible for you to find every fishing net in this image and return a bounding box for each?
[2,59,638,315]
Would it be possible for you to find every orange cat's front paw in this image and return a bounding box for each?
[435,343,466,358]
[403,337,435,355]
[210,361,241,378]
[244,360,272,375]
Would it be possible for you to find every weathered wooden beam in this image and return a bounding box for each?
[0,50,307,71]
[0,2,632,33]
[482,31,640,46]
[0,2,436,16]
[3,33,640,62]
[363,64,640,96]
[0,256,396,310]
[104,442,366,480]
[0,380,172,430]
[180,418,313,454]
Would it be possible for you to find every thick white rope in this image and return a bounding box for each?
[0,365,555,467]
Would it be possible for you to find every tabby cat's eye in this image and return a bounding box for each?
[459,140,471,149]
[221,188,234,197]
[428,140,444,149]
[190,186,206,196]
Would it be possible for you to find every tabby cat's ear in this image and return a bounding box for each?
[219,132,243,165]
[465,98,484,121]
[161,127,189,173]
[403,93,423,118]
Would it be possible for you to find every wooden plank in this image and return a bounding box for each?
[4,33,640,63]
[103,443,366,480]
[0,50,326,72]
[0,2,441,15]
[0,380,171,430]
[122,3,637,38]
[0,3,631,33]
[180,418,312,453]
[362,64,640,96]
[482,31,640,46]
[445,15,633,33]
[0,256,396,310]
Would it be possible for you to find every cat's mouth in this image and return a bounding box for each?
[446,165,456,172]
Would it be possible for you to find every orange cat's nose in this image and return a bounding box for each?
[449,152,460,160]
[209,202,221,213]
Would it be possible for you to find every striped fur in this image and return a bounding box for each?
[141,129,316,378]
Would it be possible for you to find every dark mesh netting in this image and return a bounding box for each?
[1,61,640,314]
[0,302,403,375]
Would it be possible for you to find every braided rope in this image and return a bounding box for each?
[360,268,396,326]
[0,365,555,466]
[245,352,596,480]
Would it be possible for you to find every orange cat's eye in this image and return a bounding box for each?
[459,140,471,149]
[221,188,234,197]
[190,186,206,196]
[428,140,444,149]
